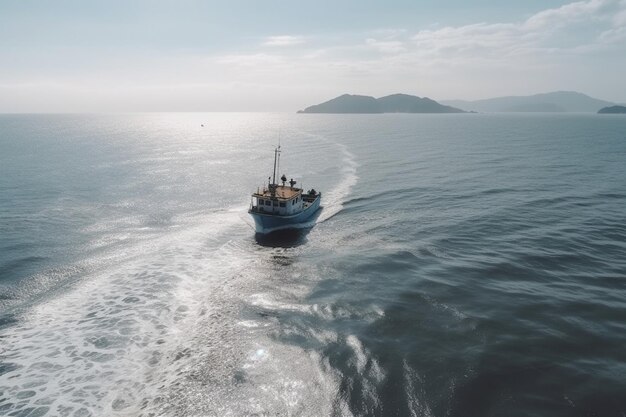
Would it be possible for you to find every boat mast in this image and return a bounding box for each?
[272,145,281,185]
[277,131,281,182]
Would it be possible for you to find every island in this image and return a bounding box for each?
[598,105,626,114]
[298,93,465,114]
[442,91,615,113]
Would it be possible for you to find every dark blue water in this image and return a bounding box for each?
[1,113,625,416]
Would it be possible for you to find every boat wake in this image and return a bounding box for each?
[0,211,257,416]
[318,141,359,222]
[296,132,359,223]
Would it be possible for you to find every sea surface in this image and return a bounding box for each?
[1,113,625,417]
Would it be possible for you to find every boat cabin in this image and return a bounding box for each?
[249,146,318,217]
[250,183,304,216]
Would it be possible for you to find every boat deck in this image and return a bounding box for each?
[254,185,301,200]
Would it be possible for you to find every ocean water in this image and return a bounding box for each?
[1,113,625,417]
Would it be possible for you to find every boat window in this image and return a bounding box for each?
[279,202,286,207]
[258,199,264,206]
[265,200,271,206]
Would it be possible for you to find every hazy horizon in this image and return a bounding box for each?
[2,0,626,112]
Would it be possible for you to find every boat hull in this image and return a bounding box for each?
[249,195,321,234]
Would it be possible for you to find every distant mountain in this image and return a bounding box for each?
[298,93,465,114]
[442,91,614,113]
[598,105,626,114]
[298,94,380,113]
[377,93,464,113]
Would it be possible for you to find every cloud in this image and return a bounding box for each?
[217,53,284,66]
[262,35,305,47]
[6,0,625,111]
[407,0,626,61]
[211,0,626,104]
[523,0,626,30]
[411,23,526,58]
[615,5,626,25]
[365,38,407,54]
[599,25,626,43]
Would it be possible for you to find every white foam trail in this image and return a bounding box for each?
[295,132,358,223]
[403,360,434,417]
[318,142,359,222]
[1,204,350,416]
[237,205,256,230]
[0,210,253,417]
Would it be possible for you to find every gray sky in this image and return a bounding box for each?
[1,0,625,112]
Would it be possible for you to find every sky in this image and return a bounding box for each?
[1,0,625,112]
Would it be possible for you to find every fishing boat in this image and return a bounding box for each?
[248,146,321,234]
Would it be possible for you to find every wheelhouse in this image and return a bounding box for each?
[250,184,304,216]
